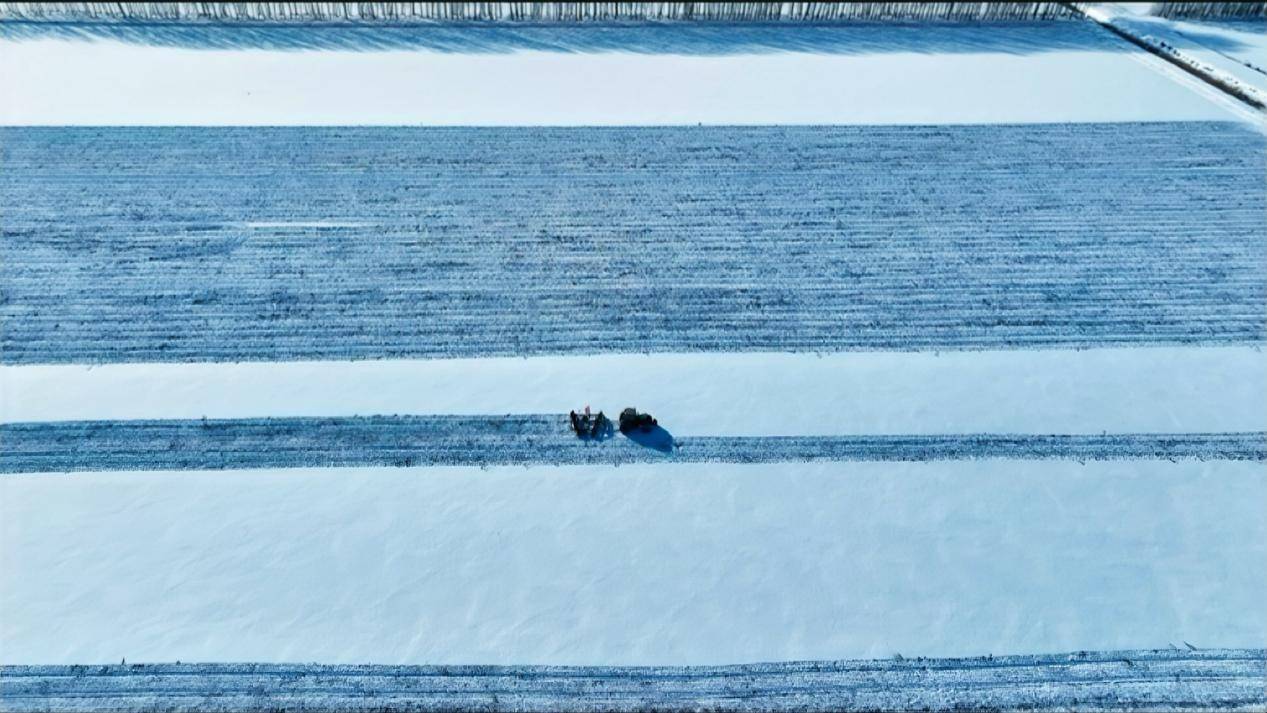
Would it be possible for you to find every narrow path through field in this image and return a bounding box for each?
[3,416,1262,473]
[3,650,1263,712]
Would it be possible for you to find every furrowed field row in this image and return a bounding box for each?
[5,270,1258,291]
[5,281,1257,299]
[10,327,1263,363]
[2,650,1263,712]
[1,416,1262,473]
[5,247,1255,265]
[3,124,1263,363]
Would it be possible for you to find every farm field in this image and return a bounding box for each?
[2,459,1264,665]
[4,649,1265,712]
[1,6,1265,712]
[3,122,1264,364]
[4,416,1264,473]
[1,21,1257,126]
[2,347,1265,435]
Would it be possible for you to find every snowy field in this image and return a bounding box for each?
[3,460,1264,665]
[5,417,1264,472]
[3,347,1265,434]
[5,650,1265,712]
[1091,3,1266,94]
[1,9,1266,712]
[3,123,1264,363]
[1169,18,1267,76]
[0,21,1259,125]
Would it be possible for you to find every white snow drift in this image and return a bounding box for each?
[3,347,1265,436]
[1,23,1258,125]
[2,459,1264,666]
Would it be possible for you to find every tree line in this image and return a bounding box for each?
[0,2,1081,23]
[1152,2,1266,19]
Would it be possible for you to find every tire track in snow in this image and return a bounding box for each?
[2,123,1264,364]
[2,649,1263,712]
[2,416,1262,473]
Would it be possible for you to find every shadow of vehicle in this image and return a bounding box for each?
[623,424,676,453]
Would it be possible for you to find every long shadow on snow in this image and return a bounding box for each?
[3,19,1243,55]
[623,425,677,454]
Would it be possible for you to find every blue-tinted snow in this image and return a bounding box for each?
[1,416,1262,473]
[3,348,1266,437]
[1,21,1254,125]
[3,650,1264,712]
[1088,5,1266,94]
[3,460,1264,665]
[2,123,1264,364]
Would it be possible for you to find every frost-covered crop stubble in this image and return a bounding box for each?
[2,416,1263,473]
[4,650,1264,712]
[2,122,1264,364]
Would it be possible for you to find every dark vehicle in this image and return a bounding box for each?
[619,407,657,434]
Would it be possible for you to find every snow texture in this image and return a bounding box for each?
[3,650,1265,712]
[2,416,1263,473]
[3,461,1264,665]
[4,348,1264,437]
[2,13,1265,710]
[0,21,1255,125]
[3,123,1265,364]
[1082,4,1267,110]
[1094,4,1266,93]
[1170,18,1267,74]
[1149,18,1267,98]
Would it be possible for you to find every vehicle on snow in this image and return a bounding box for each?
[618,407,657,434]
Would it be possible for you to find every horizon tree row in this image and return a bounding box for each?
[0,2,1080,23]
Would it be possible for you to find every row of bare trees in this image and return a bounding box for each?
[0,2,1080,23]
[1152,2,1266,19]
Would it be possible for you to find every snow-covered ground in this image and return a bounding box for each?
[1167,18,1267,77]
[1093,3,1266,92]
[3,459,1264,665]
[4,348,1264,436]
[1,14,1264,709]
[0,21,1259,125]
[1084,3,1266,112]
